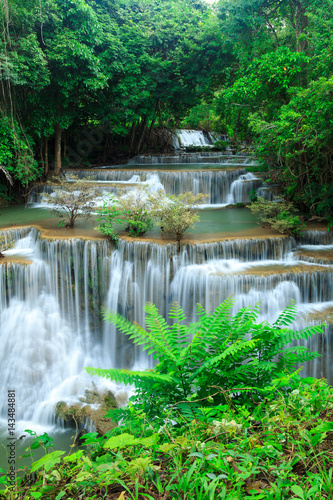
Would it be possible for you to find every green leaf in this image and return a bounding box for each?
[137,434,160,447]
[291,485,305,499]
[31,451,65,472]
[103,433,136,450]
[311,422,333,433]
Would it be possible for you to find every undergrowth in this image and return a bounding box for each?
[1,300,331,499]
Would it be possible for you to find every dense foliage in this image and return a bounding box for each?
[1,0,332,220]
[250,197,306,235]
[0,0,214,190]
[214,0,333,222]
[87,299,322,422]
[1,301,332,499]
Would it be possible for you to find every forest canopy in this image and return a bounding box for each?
[0,0,332,219]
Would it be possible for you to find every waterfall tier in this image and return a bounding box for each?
[127,154,255,165]
[30,169,262,206]
[171,129,213,148]
[0,228,332,428]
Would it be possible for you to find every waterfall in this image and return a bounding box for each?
[31,169,262,206]
[172,129,213,148]
[0,225,332,429]
[227,172,261,204]
[127,154,254,165]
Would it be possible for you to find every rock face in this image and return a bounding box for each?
[55,389,117,436]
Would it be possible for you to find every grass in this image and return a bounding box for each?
[1,378,333,499]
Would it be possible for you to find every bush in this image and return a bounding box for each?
[118,187,153,237]
[42,177,96,228]
[0,114,40,187]
[87,298,322,422]
[96,194,125,246]
[0,233,14,258]
[250,197,306,235]
[149,191,207,250]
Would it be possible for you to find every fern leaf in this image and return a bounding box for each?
[86,367,173,385]
[189,339,259,382]
[273,301,297,327]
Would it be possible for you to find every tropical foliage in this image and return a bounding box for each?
[42,178,96,228]
[249,197,306,235]
[149,191,207,250]
[87,299,322,421]
[1,301,331,500]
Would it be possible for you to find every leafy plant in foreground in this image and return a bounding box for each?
[87,298,322,420]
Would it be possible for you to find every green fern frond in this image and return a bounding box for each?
[232,303,261,325]
[273,301,297,327]
[190,339,259,381]
[168,302,191,358]
[169,302,186,322]
[86,367,173,385]
[104,307,178,363]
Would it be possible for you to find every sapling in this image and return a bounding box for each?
[42,177,97,228]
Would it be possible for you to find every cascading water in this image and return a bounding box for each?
[30,169,260,206]
[227,172,261,204]
[171,129,213,148]
[1,227,332,432]
[1,133,332,437]
[127,154,255,165]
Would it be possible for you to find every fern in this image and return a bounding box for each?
[86,367,173,385]
[89,299,324,418]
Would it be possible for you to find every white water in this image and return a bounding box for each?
[227,172,261,204]
[1,133,333,434]
[30,169,261,206]
[0,228,332,431]
[171,129,213,148]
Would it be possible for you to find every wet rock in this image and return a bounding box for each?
[55,389,117,436]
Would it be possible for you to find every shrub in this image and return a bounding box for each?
[118,187,153,237]
[0,233,14,258]
[0,115,40,187]
[87,298,322,422]
[95,194,125,247]
[149,191,207,250]
[250,197,306,235]
[42,177,97,228]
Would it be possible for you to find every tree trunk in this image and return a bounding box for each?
[163,123,177,152]
[146,117,156,150]
[44,137,49,177]
[129,122,137,153]
[54,123,62,175]
[136,116,147,154]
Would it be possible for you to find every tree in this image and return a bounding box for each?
[118,186,153,236]
[249,76,333,223]
[249,197,306,235]
[42,178,96,228]
[95,194,125,247]
[149,191,206,250]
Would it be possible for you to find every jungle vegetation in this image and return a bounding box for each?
[0,0,332,221]
[1,301,333,499]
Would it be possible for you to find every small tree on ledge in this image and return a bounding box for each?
[42,178,96,228]
[149,191,207,251]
